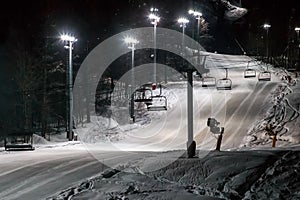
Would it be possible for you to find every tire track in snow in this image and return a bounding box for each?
[0,152,137,200]
[0,151,147,200]
[0,156,96,199]
[2,160,101,200]
[0,154,82,177]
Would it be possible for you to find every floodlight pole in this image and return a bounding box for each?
[263,24,271,66]
[68,41,73,141]
[130,43,136,122]
[178,18,189,57]
[125,38,138,123]
[61,34,77,141]
[189,10,202,41]
[149,9,160,84]
[295,27,300,70]
[153,20,157,84]
[197,16,201,41]
[182,24,186,52]
[266,28,269,64]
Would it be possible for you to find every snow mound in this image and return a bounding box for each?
[48,150,300,200]
[75,115,125,144]
[33,134,50,145]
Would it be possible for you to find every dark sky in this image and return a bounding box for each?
[0,0,299,52]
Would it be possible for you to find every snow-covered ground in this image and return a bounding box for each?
[1,53,299,200]
[46,149,299,200]
[75,53,299,152]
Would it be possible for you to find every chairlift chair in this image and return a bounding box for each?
[244,69,256,78]
[216,68,232,90]
[147,84,168,111]
[202,76,216,87]
[244,61,256,78]
[216,78,232,90]
[134,87,153,103]
[147,95,167,111]
[258,71,271,81]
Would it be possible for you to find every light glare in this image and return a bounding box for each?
[149,13,160,22]
[124,37,139,45]
[263,24,271,29]
[188,10,202,17]
[60,34,77,42]
[177,17,189,24]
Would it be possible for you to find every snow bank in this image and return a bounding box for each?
[49,150,300,200]
[243,68,300,148]
[33,134,50,145]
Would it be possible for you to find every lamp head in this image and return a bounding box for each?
[60,34,77,42]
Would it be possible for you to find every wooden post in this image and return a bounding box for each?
[216,127,224,151]
[272,135,277,148]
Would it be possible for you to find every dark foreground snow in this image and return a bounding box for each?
[49,149,300,200]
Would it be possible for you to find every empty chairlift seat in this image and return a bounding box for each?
[244,69,256,78]
[216,78,232,90]
[147,95,167,111]
[146,84,168,111]
[202,77,216,87]
[134,88,153,103]
[258,71,271,81]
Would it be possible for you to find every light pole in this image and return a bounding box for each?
[263,23,271,65]
[188,9,203,41]
[125,37,139,123]
[149,8,160,84]
[295,27,300,70]
[61,34,77,141]
[178,17,189,55]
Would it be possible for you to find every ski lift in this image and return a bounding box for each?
[216,78,232,90]
[147,84,167,111]
[258,71,271,81]
[216,68,232,90]
[4,132,35,151]
[244,69,256,78]
[134,87,153,103]
[244,61,256,78]
[147,96,167,111]
[202,76,216,87]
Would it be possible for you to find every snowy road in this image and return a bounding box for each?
[0,148,151,200]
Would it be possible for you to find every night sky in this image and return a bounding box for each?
[0,0,299,51]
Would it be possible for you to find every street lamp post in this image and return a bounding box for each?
[263,23,271,65]
[125,37,139,123]
[188,10,203,41]
[61,34,77,141]
[149,8,160,84]
[178,17,189,55]
[295,27,300,70]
